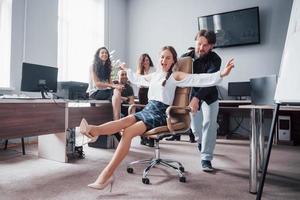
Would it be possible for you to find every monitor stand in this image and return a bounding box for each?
[235,96,248,100]
[41,90,47,99]
[39,85,49,99]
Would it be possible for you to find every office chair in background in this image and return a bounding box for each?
[126,57,193,184]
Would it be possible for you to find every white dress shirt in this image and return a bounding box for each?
[126,69,222,105]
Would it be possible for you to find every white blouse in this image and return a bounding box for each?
[87,65,111,96]
[126,69,222,105]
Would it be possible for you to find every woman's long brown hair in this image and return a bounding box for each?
[136,53,154,75]
[161,46,177,86]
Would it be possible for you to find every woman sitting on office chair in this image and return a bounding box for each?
[80,46,234,191]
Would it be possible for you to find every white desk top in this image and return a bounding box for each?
[67,100,110,107]
[0,99,110,104]
[239,104,274,109]
[0,99,66,103]
[239,104,300,111]
[219,100,251,104]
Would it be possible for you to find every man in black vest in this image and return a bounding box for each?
[182,30,221,172]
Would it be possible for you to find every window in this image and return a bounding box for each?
[0,0,12,88]
[58,0,105,82]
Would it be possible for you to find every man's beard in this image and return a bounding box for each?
[199,51,209,58]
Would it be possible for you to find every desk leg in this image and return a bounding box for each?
[250,108,258,193]
[258,109,264,172]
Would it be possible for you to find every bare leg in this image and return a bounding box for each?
[112,89,122,120]
[91,121,147,184]
[87,115,137,137]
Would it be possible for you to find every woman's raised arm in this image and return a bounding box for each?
[173,58,234,87]
[119,63,153,87]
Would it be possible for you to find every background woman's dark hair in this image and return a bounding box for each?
[137,53,154,75]
[195,29,217,44]
[93,47,112,82]
[161,46,177,86]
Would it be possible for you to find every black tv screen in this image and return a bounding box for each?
[21,62,58,94]
[198,7,260,48]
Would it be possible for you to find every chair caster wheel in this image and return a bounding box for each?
[127,167,134,174]
[179,166,185,172]
[142,177,150,184]
[179,176,186,183]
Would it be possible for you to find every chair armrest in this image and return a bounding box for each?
[128,104,146,114]
[166,106,192,133]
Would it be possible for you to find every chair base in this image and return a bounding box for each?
[127,141,186,184]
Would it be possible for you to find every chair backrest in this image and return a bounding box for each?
[145,57,193,136]
[172,57,193,108]
[170,57,193,131]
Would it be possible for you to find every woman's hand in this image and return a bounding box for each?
[113,84,125,90]
[220,58,234,78]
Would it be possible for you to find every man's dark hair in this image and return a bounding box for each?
[194,29,216,44]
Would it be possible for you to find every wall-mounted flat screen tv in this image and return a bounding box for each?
[198,7,260,48]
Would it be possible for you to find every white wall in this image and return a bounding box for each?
[24,0,58,66]
[9,0,58,94]
[10,0,25,94]
[125,0,293,98]
[106,0,128,63]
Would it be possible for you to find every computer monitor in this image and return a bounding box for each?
[21,62,58,98]
[250,75,277,105]
[228,81,251,99]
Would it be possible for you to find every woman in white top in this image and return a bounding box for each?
[88,47,124,122]
[136,53,156,146]
[80,46,234,190]
[136,53,155,105]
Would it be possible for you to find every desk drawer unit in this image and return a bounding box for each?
[68,103,113,128]
[0,102,65,139]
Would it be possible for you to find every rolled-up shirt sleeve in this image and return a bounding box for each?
[172,71,222,88]
[126,69,152,87]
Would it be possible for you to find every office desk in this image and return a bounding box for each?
[239,104,300,194]
[0,99,66,139]
[0,99,113,162]
[67,100,113,127]
[0,99,67,162]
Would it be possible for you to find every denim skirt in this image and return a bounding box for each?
[134,100,169,130]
